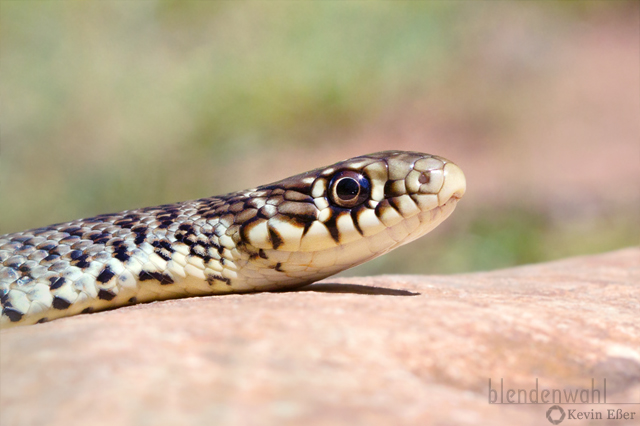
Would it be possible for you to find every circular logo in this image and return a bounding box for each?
[546,405,566,424]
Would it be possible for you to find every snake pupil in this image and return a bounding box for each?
[328,171,370,208]
[336,178,359,200]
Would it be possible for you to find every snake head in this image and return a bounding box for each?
[236,151,466,287]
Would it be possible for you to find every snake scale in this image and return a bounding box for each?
[0,151,466,328]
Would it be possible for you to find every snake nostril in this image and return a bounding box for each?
[418,172,430,185]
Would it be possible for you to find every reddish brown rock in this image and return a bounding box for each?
[1,248,638,426]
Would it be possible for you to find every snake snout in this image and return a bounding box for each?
[437,162,466,206]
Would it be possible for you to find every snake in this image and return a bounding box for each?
[0,151,466,328]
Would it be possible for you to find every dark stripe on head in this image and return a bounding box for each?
[323,214,341,244]
[302,221,314,237]
[350,206,365,236]
[268,225,283,250]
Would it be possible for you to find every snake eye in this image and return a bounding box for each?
[328,171,370,208]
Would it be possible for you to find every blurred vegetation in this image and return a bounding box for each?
[1,1,637,276]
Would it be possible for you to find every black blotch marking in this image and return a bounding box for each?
[81,307,94,314]
[132,225,148,245]
[97,289,116,301]
[113,247,130,262]
[154,247,172,261]
[85,231,110,245]
[388,197,403,214]
[61,226,84,236]
[52,297,71,310]
[268,226,283,250]
[69,250,83,260]
[190,245,211,262]
[274,262,283,272]
[18,263,31,273]
[60,226,80,234]
[93,234,111,245]
[174,230,187,243]
[259,249,268,259]
[87,232,102,241]
[139,271,174,285]
[108,238,125,247]
[350,207,365,236]
[36,317,48,324]
[323,214,341,244]
[0,292,9,306]
[49,277,66,290]
[374,200,398,218]
[60,236,80,245]
[151,240,175,253]
[128,297,137,304]
[156,210,179,229]
[97,267,115,283]
[138,271,153,281]
[43,254,60,262]
[183,233,198,246]
[4,308,24,322]
[179,223,194,232]
[161,241,175,251]
[302,221,314,237]
[206,274,231,286]
[383,180,396,198]
[73,254,91,269]
[37,242,57,251]
[10,236,31,243]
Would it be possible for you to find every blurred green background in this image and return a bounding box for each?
[1,1,638,276]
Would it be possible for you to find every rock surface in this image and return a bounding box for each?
[1,248,639,426]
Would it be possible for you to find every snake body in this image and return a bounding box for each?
[0,151,466,328]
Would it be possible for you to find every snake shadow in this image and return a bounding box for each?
[293,282,420,296]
